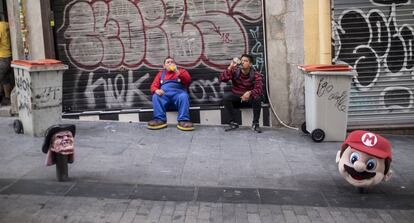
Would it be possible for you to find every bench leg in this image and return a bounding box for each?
[55,154,69,182]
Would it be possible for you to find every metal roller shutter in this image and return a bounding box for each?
[51,0,266,113]
[332,0,414,128]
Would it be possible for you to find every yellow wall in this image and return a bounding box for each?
[304,0,331,65]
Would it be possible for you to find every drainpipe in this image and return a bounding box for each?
[6,0,25,60]
[19,0,29,59]
[318,0,331,64]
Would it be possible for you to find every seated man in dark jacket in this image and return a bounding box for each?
[219,54,263,133]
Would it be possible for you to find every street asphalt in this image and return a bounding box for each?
[0,116,413,222]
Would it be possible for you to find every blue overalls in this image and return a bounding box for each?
[152,70,191,122]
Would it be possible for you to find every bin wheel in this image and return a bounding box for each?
[301,122,309,134]
[311,129,325,142]
[13,119,23,134]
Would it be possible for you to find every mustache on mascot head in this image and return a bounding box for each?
[344,164,376,180]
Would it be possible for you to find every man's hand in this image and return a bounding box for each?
[155,89,165,96]
[241,91,251,102]
[228,60,238,70]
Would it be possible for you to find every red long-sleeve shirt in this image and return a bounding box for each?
[150,68,192,94]
[220,68,263,99]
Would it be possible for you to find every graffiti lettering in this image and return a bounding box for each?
[56,0,265,111]
[15,73,32,114]
[34,87,62,108]
[333,4,414,89]
[59,0,262,70]
[17,96,31,114]
[15,74,30,92]
[211,25,232,44]
[250,26,264,73]
[316,78,347,112]
[382,87,413,111]
[333,0,414,117]
[189,77,227,103]
[85,70,151,109]
[328,91,347,112]
[172,36,196,58]
[371,0,410,6]
[316,78,333,97]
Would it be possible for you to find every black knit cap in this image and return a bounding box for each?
[42,124,76,154]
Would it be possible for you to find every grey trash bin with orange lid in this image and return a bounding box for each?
[11,59,68,137]
[298,64,357,142]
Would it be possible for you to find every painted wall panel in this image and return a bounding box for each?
[52,0,266,113]
[332,0,414,127]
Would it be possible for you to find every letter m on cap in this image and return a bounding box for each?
[361,133,377,147]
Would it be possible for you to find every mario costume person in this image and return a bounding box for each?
[336,130,392,190]
[147,57,194,131]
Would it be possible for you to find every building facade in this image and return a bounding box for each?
[9,0,413,130]
[6,0,305,128]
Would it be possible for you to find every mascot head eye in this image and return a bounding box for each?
[350,152,360,164]
[366,159,377,171]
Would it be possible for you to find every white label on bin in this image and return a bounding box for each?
[361,133,378,147]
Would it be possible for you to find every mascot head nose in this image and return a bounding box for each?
[353,161,366,172]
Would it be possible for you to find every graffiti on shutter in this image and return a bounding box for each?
[332,0,414,127]
[52,0,265,112]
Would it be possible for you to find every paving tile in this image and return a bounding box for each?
[234,203,249,223]
[184,202,199,223]
[172,202,187,223]
[259,189,327,207]
[146,200,165,223]
[118,199,142,223]
[132,200,153,223]
[210,202,223,223]
[222,203,236,223]
[258,205,274,223]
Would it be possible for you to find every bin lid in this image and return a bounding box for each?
[12,59,63,67]
[298,64,352,72]
[11,59,68,71]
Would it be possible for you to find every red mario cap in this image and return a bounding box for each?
[341,130,392,160]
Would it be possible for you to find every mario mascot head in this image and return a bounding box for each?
[336,130,392,188]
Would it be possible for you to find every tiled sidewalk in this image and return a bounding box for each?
[1,117,414,222]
